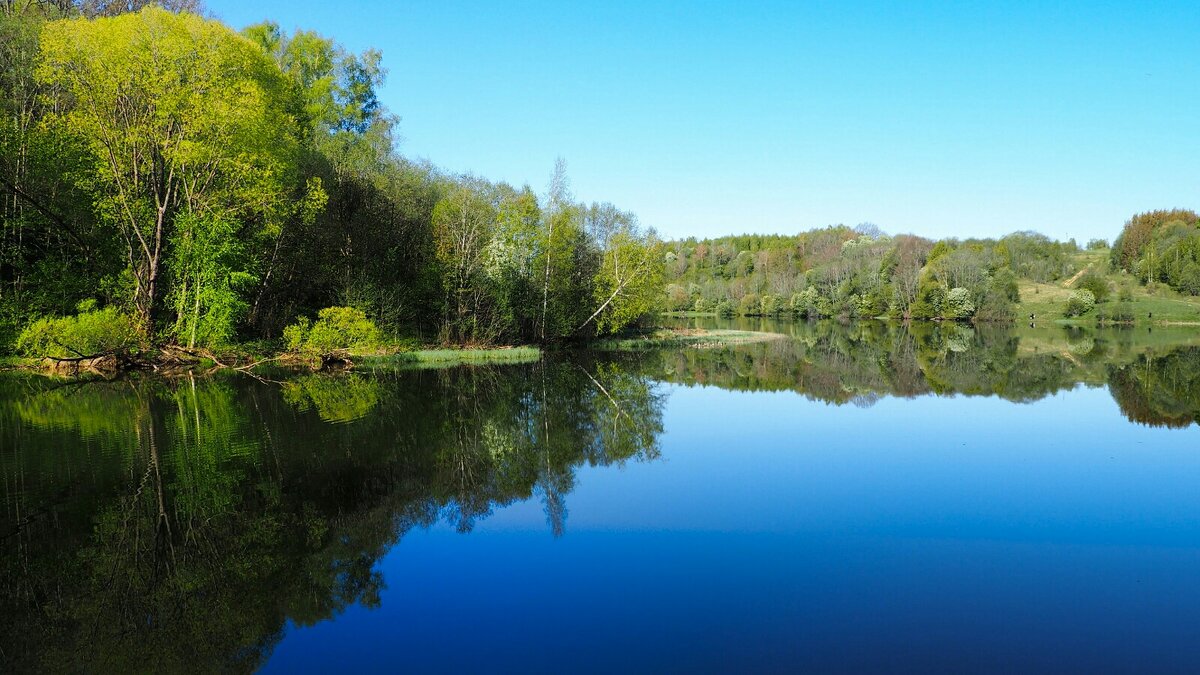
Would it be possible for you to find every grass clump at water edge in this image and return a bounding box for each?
[355,346,542,370]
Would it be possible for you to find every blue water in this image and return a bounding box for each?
[264,384,1200,673]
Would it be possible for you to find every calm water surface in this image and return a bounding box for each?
[3,321,1200,672]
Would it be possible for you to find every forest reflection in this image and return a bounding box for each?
[0,358,664,671]
[2,322,1200,670]
[653,318,1200,427]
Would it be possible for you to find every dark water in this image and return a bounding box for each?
[3,321,1200,672]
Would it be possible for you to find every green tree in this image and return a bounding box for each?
[582,227,664,335]
[37,7,307,334]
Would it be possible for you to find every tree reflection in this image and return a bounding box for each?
[2,323,1198,668]
[0,359,664,671]
[648,319,1200,421]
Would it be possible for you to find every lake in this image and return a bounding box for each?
[3,320,1200,672]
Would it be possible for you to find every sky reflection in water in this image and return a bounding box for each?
[3,321,1199,672]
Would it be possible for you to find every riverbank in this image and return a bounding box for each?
[3,328,784,377]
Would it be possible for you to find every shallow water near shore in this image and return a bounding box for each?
[3,320,1200,672]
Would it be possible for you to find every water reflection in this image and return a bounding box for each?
[655,318,1200,425]
[0,359,663,671]
[2,321,1200,670]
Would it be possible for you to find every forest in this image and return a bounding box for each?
[0,1,663,362]
[663,210,1200,324]
[3,2,1199,367]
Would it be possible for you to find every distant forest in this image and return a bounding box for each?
[2,3,1198,359]
[664,208,1200,322]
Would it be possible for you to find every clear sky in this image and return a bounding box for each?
[204,0,1198,242]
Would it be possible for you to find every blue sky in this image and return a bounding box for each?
[205,1,1198,242]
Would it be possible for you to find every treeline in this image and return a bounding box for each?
[664,226,1080,322]
[0,3,663,355]
[1111,209,1200,295]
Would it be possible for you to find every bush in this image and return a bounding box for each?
[284,306,381,356]
[1097,303,1135,324]
[715,300,736,318]
[16,302,141,358]
[693,297,710,313]
[1064,289,1096,317]
[792,287,820,318]
[1074,271,1111,302]
[1086,238,1109,250]
[944,287,975,319]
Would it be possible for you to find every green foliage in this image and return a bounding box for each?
[909,278,945,320]
[715,300,735,318]
[284,306,380,356]
[973,268,1019,322]
[167,213,257,348]
[591,228,665,335]
[793,287,821,318]
[1064,289,1096,317]
[1086,238,1109,250]
[661,227,1060,323]
[1074,270,1111,303]
[1113,209,1200,272]
[15,304,140,358]
[738,293,760,316]
[37,7,303,329]
[944,287,975,319]
[1097,303,1136,324]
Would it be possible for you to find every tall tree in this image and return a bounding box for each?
[37,7,307,336]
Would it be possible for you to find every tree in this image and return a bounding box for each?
[1113,209,1199,272]
[581,227,664,335]
[37,7,306,335]
[432,179,497,343]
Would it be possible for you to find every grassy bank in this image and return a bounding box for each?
[1013,250,1200,325]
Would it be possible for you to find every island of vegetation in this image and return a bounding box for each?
[2,3,1198,376]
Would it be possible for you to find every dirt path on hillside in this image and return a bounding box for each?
[1063,263,1092,288]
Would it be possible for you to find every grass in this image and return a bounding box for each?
[1014,249,1200,326]
[354,346,542,370]
[591,327,785,351]
[1017,278,1200,325]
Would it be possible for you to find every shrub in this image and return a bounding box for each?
[792,287,820,318]
[715,300,736,318]
[909,280,945,320]
[1097,303,1135,324]
[944,287,975,319]
[284,306,381,356]
[1074,271,1111,302]
[1064,289,1096,317]
[1086,238,1109,250]
[693,297,710,313]
[16,302,141,358]
[760,294,780,316]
